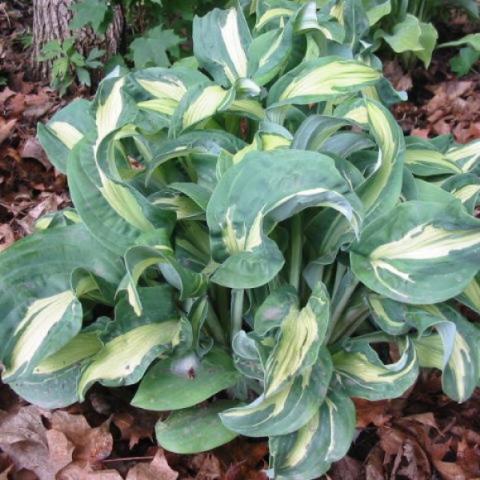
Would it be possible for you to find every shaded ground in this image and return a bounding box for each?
[1,2,480,479]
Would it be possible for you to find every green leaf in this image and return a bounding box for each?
[450,47,480,77]
[441,173,480,214]
[8,325,105,408]
[220,349,333,437]
[366,293,410,335]
[170,83,235,135]
[77,287,180,399]
[264,282,330,396]
[333,336,419,400]
[439,33,480,50]
[380,14,423,53]
[267,56,382,107]
[446,140,480,173]
[156,400,239,454]
[129,26,183,69]
[207,149,362,288]
[270,389,356,480]
[193,7,252,86]
[0,223,122,381]
[405,139,462,177]
[132,347,239,411]
[351,201,480,304]
[70,0,110,32]
[363,0,392,26]
[407,303,480,402]
[457,274,480,314]
[37,98,95,173]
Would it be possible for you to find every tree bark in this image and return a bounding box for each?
[32,0,124,79]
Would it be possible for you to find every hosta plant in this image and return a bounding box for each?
[2,2,480,478]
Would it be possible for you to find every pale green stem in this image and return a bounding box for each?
[289,215,303,292]
[231,288,245,343]
[206,300,227,346]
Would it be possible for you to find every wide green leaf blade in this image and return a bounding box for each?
[156,400,239,454]
[132,347,240,411]
[269,389,356,480]
[351,200,480,303]
[333,336,419,400]
[267,56,382,107]
[220,349,332,437]
[37,98,95,173]
[193,7,252,86]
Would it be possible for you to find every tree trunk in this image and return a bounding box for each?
[32,0,124,79]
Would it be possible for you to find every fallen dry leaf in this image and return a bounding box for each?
[112,410,159,450]
[0,405,65,480]
[0,118,17,145]
[125,449,178,480]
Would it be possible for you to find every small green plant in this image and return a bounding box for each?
[2,2,480,478]
[344,0,479,67]
[439,33,480,76]
[39,39,104,95]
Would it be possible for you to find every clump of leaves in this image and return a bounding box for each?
[3,2,480,479]
[39,39,104,95]
[348,0,479,67]
[438,33,480,76]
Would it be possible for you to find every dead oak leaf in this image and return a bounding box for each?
[0,405,71,480]
[50,410,113,464]
[125,449,178,480]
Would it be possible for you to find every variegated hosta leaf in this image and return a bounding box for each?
[220,348,333,437]
[93,73,138,147]
[412,178,460,205]
[77,287,180,399]
[307,98,404,262]
[264,282,330,396]
[207,149,362,288]
[351,200,480,303]
[407,303,480,402]
[267,56,382,107]
[2,291,82,381]
[291,115,353,152]
[193,7,252,86]
[132,347,239,411]
[294,2,345,43]
[446,139,480,173]
[269,389,356,480]
[8,322,106,408]
[457,274,480,314]
[232,330,267,381]
[170,82,235,136]
[254,2,295,31]
[405,137,462,177]
[355,98,405,222]
[37,98,95,173]
[248,18,293,86]
[332,336,419,400]
[367,293,409,335]
[68,140,175,255]
[254,285,298,336]
[441,173,480,214]
[0,223,123,382]
[145,130,246,189]
[123,237,208,315]
[132,66,208,118]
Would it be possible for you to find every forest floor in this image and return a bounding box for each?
[1,3,480,479]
